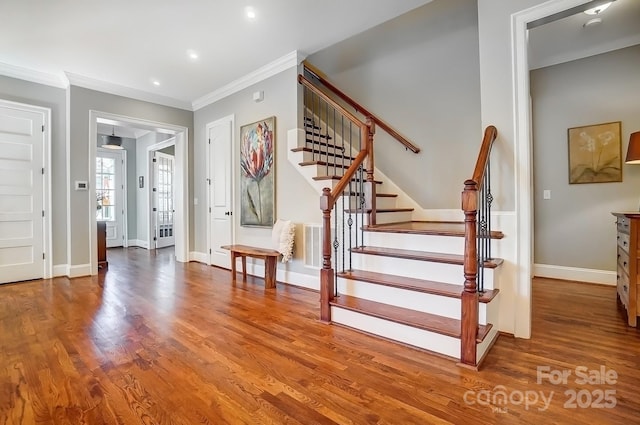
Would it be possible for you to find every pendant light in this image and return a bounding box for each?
[102,126,124,149]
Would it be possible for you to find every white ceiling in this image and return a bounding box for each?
[0,0,431,110]
[1,0,638,117]
[528,0,640,70]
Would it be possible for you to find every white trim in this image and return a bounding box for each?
[68,263,91,278]
[89,111,190,275]
[0,98,52,280]
[128,239,149,248]
[66,72,191,111]
[512,0,592,339]
[192,51,306,110]
[533,264,616,286]
[53,264,68,277]
[65,86,72,278]
[189,251,209,263]
[244,262,320,291]
[206,114,235,266]
[0,61,68,88]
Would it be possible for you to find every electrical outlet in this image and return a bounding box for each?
[543,190,551,200]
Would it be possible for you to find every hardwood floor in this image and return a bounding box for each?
[1,248,639,424]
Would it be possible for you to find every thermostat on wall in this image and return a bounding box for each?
[75,181,88,190]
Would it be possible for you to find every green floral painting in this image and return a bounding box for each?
[568,121,622,184]
[240,117,275,227]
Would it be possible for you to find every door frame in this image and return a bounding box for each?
[0,98,52,279]
[511,0,592,338]
[89,110,189,275]
[206,114,235,266]
[96,147,128,248]
[147,138,176,250]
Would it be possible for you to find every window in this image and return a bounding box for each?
[96,157,116,221]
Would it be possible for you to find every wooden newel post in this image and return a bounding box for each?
[320,188,335,322]
[460,179,479,367]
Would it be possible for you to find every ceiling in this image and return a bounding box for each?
[0,0,431,110]
[1,0,638,117]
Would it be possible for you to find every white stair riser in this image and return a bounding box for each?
[364,232,464,255]
[304,163,349,177]
[365,210,413,225]
[331,307,460,359]
[344,196,397,210]
[299,147,350,161]
[337,279,489,324]
[350,252,495,289]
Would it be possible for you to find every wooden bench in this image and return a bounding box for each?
[221,244,279,289]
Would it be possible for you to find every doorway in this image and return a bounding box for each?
[96,148,126,248]
[151,144,176,249]
[89,111,189,275]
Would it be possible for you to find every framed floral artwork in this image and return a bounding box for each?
[240,116,275,227]
[567,121,622,184]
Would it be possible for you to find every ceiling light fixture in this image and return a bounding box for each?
[584,2,612,15]
[152,80,160,86]
[102,126,124,150]
[245,6,257,20]
[188,50,199,60]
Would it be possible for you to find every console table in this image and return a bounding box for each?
[613,212,640,326]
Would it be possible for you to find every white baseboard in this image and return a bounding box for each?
[53,264,68,277]
[128,239,149,248]
[533,264,615,286]
[244,262,319,291]
[190,251,209,264]
[68,263,91,278]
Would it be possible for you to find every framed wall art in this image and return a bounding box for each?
[240,116,275,227]
[567,121,622,184]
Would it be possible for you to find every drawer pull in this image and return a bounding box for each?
[624,261,627,267]
[623,285,628,293]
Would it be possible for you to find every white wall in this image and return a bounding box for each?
[532,45,640,272]
[193,67,321,276]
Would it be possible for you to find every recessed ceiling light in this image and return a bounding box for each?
[152,80,160,86]
[187,50,199,60]
[584,2,612,15]
[245,6,257,21]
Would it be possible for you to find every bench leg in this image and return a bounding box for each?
[230,252,238,280]
[264,257,276,289]
[241,256,247,280]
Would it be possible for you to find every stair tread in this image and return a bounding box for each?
[330,295,492,342]
[344,208,413,213]
[313,175,382,184]
[351,246,503,268]
[345,192,397,198]
[299,160,351,169]
[364,221,504,239]
[291,147,355,160]
[337,269,499,303]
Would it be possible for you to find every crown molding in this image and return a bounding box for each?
[192,50,307,111]
[0,61,68,88]
[65,72,193,111]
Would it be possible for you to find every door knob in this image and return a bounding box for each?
[225,211,230,216]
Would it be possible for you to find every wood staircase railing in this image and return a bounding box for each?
[460,125,498,368]
[303,61,420,154]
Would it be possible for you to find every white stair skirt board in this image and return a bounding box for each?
[533,264,615,286]
[331,306,460,359]
[364,232,465,255]
[337,278,489,324]
[350,253,495,289]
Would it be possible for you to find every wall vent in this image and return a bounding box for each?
[303,223,322,269]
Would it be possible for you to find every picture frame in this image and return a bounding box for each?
[567,121,622,184]
[240,116,275,227]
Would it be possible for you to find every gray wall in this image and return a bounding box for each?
[308,0,482,208]
[0,75,68,266]
[69,86,193,265]
[194,67,320,274]
[532,45,640,270]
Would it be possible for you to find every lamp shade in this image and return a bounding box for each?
[101,126,124,150]
[626,131,640,164]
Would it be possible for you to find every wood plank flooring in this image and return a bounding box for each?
[1,247,640,424]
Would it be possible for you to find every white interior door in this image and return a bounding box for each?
[153,151,175,249]
[96,149,125,248]
[208,116,233,268]
[0,102,45,283]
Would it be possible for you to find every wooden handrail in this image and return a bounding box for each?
[303,60,420,154]
[298,74,365,129]
[329,149,369,205]
[470,125,498,187]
